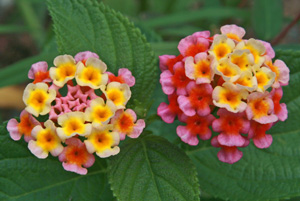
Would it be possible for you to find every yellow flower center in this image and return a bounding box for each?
[36,129,59,151]
[217,63,238,77]
[27,89,49,112]
[213,43,231,60]
[80,66,101,84]
[256,71,271,91]
[63,118,85,136]
[235,75,253,88]
[250,99,270,119]
[57,62,76,81]
[92,106,113,123]
[107,89,125,106]
[194,60,211,78]
[231,53,250,71]
[90,131,113,152]
[219,90,242,110]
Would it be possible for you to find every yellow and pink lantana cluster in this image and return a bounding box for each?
[158,25,289,164]
[7,51,145,174]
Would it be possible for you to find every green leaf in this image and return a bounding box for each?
[47,0,157,117]
[0,122,109,201]
[102,0,139,16]
[252,0,283,41]
[187,50,300,201]
[144,8,250,28]
[108,134,200,201]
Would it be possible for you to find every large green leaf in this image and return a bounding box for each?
[102,0,139,16]
[252,0,283,41]
[47,0,157,117]
[187,50,300,201]
[0,122,109,201]
[108,134,200,201]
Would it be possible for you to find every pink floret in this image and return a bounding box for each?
[211,136,247,164]
[212,109,250,147]
[270,87,288,121]
[28,61,48,79]
[177,81,212,117]
[274,59,290,87]
[220,24,246,40]
[159,55,176,72]
[249,121,273,149]
[176,114,215,145]
[107,68,135,87]
[160,70,175,95]
[7,118,21,141]
[74,51,99,63]
[157,93,186,124]
[59,138,95,175]
[259,40,275,59]
[178,31,210,57]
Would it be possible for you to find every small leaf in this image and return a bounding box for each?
[187,50,300,201]
[108,134,200,201]
[0,122,108,201]
[252,0,283,41]
[47,0,157,116]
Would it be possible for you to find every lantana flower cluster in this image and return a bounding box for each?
[158,25,289,164]
[7,51,145,174]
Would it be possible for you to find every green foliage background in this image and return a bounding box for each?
[0,0,299,200]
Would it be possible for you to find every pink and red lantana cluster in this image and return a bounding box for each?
[158,25,289,164]
[7,51,145,174]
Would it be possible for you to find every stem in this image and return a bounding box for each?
[271,12,300,46]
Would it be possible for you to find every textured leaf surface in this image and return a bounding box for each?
[0,123,109,201]
[47,0,157,116]
[252,0,283,40]
[108,134,200,201]
[187,50,300,201]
